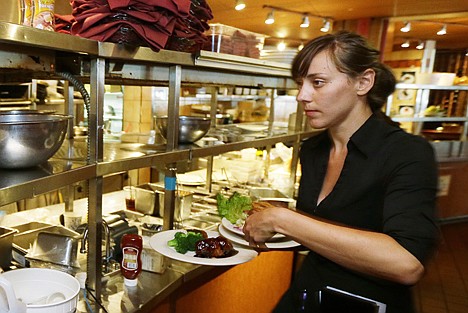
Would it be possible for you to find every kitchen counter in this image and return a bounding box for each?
[2,190,293,313]
[75,260,211,313]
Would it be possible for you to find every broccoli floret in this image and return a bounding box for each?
[167,231,204,254]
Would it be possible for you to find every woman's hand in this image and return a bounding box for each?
[243,203,291,249]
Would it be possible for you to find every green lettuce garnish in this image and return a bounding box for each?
[217,192,252,224]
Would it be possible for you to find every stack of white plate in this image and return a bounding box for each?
[260,49,298,65]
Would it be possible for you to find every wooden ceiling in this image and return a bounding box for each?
[208,0,468,52]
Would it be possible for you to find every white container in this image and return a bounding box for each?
[141,236,167,274]
[430,72,456,86]
[0,268,80,313]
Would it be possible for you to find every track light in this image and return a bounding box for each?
[400,21,411,33]
[437,24,447,35]
[401,40,410,48]
[234,0,245,11]
[416,40,424,50]
[298,43,304,51]
[265,10,275,25]
[277,41,286,51]
[300,15,310,28]
[320,19,331,32]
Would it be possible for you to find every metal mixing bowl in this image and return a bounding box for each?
[0,111,71,168]
[155,116,211,143]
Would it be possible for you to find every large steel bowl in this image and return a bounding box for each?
[0,111,71,168]
[155,116,211,144]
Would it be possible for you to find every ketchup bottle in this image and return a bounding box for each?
[120,233,143,287]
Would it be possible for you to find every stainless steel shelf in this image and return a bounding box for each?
[0,163,95,206]
[395,83,468,91]
[96,130,320,177]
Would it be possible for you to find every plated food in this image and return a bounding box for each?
[217,192,292,239]
[150,230,258,266]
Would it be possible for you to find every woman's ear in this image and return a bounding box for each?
[356,69,375,95]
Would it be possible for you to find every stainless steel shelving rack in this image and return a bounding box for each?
[0,21,314,300]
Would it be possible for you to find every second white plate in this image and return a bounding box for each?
[221,217,285,239]
[218,224,300,249]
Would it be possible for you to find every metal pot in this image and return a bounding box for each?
[0,110,71,168]
[154,116,210,143]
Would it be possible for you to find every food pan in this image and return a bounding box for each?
[25,231,80,268]
[0,226,17,270]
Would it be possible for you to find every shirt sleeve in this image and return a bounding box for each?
[382,135,439,264]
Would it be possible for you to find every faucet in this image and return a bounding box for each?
[80,220,113,266]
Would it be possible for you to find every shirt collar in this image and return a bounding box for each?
[349,114,400,158]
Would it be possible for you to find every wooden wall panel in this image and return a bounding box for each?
[437,161,468,219]
[171,251,294,313]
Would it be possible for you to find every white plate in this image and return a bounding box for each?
[176,173,205,186]
[218,224,300,249]
[221,217,285,239]
[235,124,268,132]
[149,230,258,266]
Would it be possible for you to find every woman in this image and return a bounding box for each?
[243,31,439,313]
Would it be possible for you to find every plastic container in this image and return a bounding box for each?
[430,72,456,86]
[204,23,266,58]
[0,268,80,313]
[120,233,142,287]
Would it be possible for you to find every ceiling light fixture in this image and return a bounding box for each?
[400,21,411,33]
[320,19,331,33]
[298,43,304,51]
[234,0,246,11]
[437,24,447,35]
[265,10,275,25]
[262,5,333,31]
[401,40,410,48]
[277,41,286,51]
[416,40,425,50]
[300,15,310,28]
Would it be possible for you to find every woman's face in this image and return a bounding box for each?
[296,50,362,130]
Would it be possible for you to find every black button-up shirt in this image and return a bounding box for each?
[292,114,439,312]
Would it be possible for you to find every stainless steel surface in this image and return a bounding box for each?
[0,226,16,270]
[195,50,291,76]
[249,187,288,200]
[0,21,98,55]
[12,225,80,268]
[26,231,79,268]
[134,185,158,215]
[0,1,20,25]
[155,116,211,144]
[0,111,71,168]
[86,56,107,299]
[158,190,193,221]
[10,222,51,234]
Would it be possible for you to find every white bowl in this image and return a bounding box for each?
[0,268,80,313]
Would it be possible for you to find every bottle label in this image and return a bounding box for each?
[122,247,139,270]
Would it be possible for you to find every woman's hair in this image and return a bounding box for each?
[292,31,396,115]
